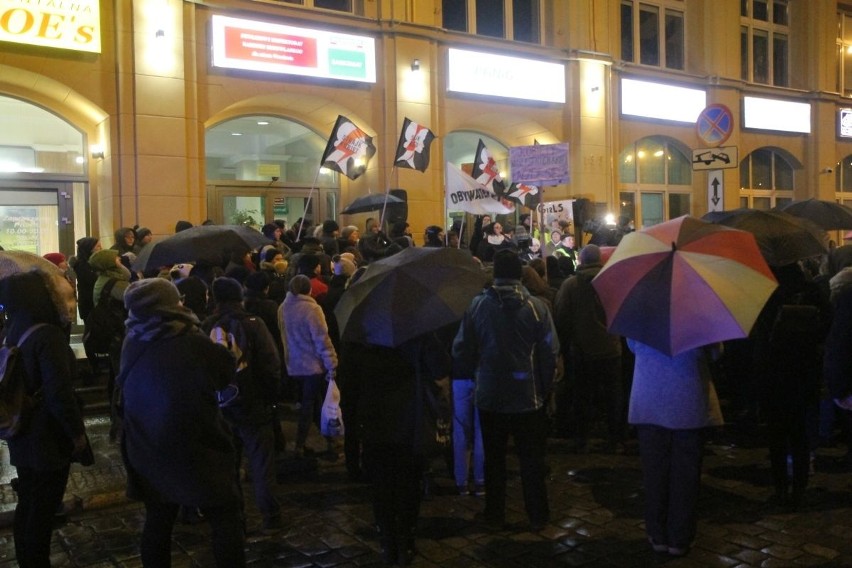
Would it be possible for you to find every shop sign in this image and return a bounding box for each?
[447,48,565,104]
[743,96,810,134]
[211,14,376,84]
[0,0,100,53]
[621,78,706,123]
[839,108,852,138]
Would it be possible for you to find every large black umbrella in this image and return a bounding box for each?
[777,198,852,230]
[340,193,403,215]
[132,225,270,271]
[333,247,487,347]
[703,209,826,266]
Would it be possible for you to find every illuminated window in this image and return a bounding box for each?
[621,1,684,70]
[271,0,357,12]
[739,148,795,209]
[836,11,852,96]
[618,136,692,228]
[442,0,541,43]
[741,0,788,86]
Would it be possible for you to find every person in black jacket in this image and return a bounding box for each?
[69,236,101,322]
[0,270,90,567]
[202,277,283,532]
[119,277,245,567]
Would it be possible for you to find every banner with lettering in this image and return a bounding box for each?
[445,163,514,215]
[0,0,101,53]
[509,143,570,186]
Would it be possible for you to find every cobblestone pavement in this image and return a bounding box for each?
[0,410,851,567]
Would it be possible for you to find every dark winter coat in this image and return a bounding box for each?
[554,263,621,360]
[1,271,85,471]
[119,330,241,507]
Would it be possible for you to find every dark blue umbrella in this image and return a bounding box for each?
[132,225,270,271]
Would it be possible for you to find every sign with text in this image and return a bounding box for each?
[447,48,565,103]
[509,143,570,186]
[0,0,101,53]
[840,108,852,138]
[211,15,376,83]
[692,146,738,171]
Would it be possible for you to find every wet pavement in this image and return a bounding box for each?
[0,408,851,567]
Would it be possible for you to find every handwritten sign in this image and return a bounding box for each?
[509,143,569,186]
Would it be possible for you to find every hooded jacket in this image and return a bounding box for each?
[88,249,131,305]
[0,270,86,470]
[452,279,560,413]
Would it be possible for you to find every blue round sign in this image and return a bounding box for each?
[695,104,734,146]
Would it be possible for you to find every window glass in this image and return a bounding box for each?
[205,115,336,185]
[753,29,769,84]
[638,138,665,184]
[665,10,684,70]
[772,0,787,25]
[621,2,634,62]
[443,0,466,31]
[774,154,794,190]
[641,193,664,227]
[666,144,691,185]
[753,197,771,210]
[618,148,636,183]
[0,96,85,175]
[844,13,852,43]
[315,0,351,10]
[843,155,852,192]
[774,196,792,209]
[477,0,504,38]
[773,34,788,86]
[740,155,750,188]
[513,0,539,43]
[741,26,749,81]
[753,0,768,21]
[668,193,690,218]
[639,4,660,66]
[619,192,636,225]
[751,148,773,189]
[740,196,749,208]
[741,0,748,17]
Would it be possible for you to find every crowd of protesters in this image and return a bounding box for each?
[4,211,852,566]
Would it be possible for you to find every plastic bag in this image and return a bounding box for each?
[320,379,344,437]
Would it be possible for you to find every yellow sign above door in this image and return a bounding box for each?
[0,0,101,53]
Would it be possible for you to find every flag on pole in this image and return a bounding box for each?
[320,115,376,180]
[506,182,542,207]
[394,118,435,172]
[445,162,514,215]
[471,139,506,195]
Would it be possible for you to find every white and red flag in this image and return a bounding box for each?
[320,115,376,180]
[394,118,435,172]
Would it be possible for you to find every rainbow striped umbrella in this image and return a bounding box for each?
[592,216,778,356]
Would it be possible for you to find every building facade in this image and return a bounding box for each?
[0,0,850,255]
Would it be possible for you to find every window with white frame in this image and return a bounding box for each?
[442,0,541,43]
[618,136,692,228]
[620,1,684,70]
[739,148,795,210]
[740,0,788,86]
[837,11,852,97]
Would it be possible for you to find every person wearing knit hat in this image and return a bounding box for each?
[452,247,559,533]
[333,253,357,277]
[174,220,193,233]
[341,225,359,243]
[201,274,283,535]
[70,237,102,321]
[88,248,132,308]
[43,252,68,270]
[133,227,153,254]
[119,277,247,565]
[296,254,329,302]
[211,276,244,304]
[320,219,341,256]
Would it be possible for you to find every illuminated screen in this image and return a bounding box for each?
[621,78,706,123]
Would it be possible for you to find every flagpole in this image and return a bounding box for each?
[296,167,322,242]
[379,165,397,230]
[457,215,465,249]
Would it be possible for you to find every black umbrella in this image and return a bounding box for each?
[777,198,852,230]
[340,193,403,215]
[703,209,826,266]
[132,225,271,271]
[333,247,487,347]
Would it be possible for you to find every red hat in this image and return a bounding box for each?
[43,252,66,266]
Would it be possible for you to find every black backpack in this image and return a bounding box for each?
[83,279,126,356]
[0,323,48,439]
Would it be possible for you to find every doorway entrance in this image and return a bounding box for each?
[207,185,340,232]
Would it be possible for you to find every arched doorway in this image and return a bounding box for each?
[205,115,341,231]
[0,95,89,256]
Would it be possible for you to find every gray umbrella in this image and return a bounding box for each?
[340,193,403,215]
[778,199,852,230]
[132,225,270,271]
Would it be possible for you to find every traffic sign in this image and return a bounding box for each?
[695,104,734,146]
[707,170,724,212]
[692,145,738,171]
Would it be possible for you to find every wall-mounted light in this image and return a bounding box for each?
[411,58,421,71]
[155,29,165,39]
[90,145,104,160]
